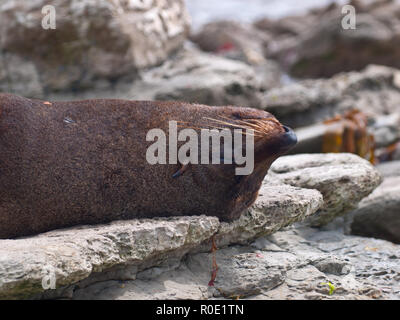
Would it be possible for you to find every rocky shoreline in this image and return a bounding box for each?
[0,0,399,300]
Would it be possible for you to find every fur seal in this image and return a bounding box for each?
[0,93,297,239]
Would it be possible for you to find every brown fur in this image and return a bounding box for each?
[0,93,296,239]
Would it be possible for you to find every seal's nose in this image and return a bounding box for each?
[282,125,297,148]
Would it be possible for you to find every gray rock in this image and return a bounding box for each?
[188,248,286,298]
[48,45,282,105]
[215,181,323,247]
[266,1,400,78]
[0,216,219,299]
[376,160,400,178]
[254,13,317,37]
[259,226,400,300]
[270,153,382,226]
[372,113,400,148]
[263,65,400,128]
[0,53,43,98]
[190,20,270,66]
[349,176,400,244]
[127,46,271,107]
[71,226,400,300]
[0,180,322,299]
[0,0,190,93]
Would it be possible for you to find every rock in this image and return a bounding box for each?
[0,53,43,98]
[47,45,282,103]
[71,226,400,300]
[349,176,400,244]
[186,247,287,298]
[127,46,274,107]
[376,160,400,177]
[269,153,382,226]
[259,226,400,299]
[0,179,322,299]
[263,65,400,128]
[265,1,400,78]
[190,20,270,66]
[0,216,219,300]
[214,180,323,247]
[0,0,190,93]
[371,113,400,148]
[254,14,316,37]
[189,20,285,90]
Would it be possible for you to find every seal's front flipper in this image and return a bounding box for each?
[172,163,189,178]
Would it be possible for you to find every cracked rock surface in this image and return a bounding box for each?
[71,226,400,300]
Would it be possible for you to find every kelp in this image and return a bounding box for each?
[322,110,375,163]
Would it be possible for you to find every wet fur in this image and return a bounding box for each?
[0,93,294,239]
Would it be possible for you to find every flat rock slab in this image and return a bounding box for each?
[0,181,322,299]
[0,217,220,299]
[71,226,400,300]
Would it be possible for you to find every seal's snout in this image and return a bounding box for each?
[281,125,297,150]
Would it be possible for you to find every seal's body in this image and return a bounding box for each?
[0,93,296,239]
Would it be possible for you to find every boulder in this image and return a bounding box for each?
[349,176,400,244]
[269,153,382,226]
[126,46,277,107]
[190,20,270,66]
[263,0,400,78]
[0,0,190,93]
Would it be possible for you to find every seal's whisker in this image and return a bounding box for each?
[232,121,266,134]
[235,120,264,130]
[177,117,264,137]
[214,115,278,134]
[203,117,264,135]
[244,119,279,133]
[177,124,262,137]
[200,125,263,137]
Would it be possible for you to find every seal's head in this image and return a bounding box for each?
[223,107,297,157]
[208,106,297,166]
[201,106,298,221]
